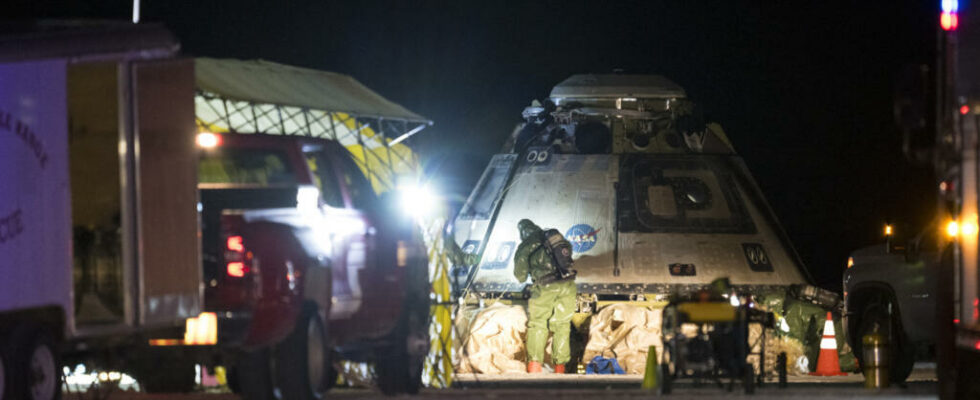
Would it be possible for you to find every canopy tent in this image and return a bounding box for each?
[193,57,432,192]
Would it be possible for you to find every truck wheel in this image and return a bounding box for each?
[234,348,276,400]
[376,280,428,395]
[742,363,755,394]
[130,348,196,393]
[857,304,914,383]
[274,305,330,400]
[8,326,60,400]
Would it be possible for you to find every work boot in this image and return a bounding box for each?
[527,361,542,373]
[554,364,566,374]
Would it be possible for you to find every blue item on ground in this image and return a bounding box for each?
[585,355,625,374]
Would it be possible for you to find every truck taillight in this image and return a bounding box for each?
[225,234,251,278]
[228,262,248,277]
[227,235,244,252]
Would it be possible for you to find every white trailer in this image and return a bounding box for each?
[0,23,201,399]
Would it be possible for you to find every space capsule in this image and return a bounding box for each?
[451,74,812,299]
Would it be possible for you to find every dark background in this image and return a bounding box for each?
[9,1,941,290]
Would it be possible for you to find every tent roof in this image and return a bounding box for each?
[195,58,430,124]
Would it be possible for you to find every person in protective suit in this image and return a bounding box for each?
[513,219,576,374]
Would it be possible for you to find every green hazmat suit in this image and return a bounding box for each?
[446,239,479,267]
[444,219,578,366]
[513,219,577,365]
[756,291,858,373]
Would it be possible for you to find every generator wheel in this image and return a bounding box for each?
[743,363,755,394]
[660,338,676,394]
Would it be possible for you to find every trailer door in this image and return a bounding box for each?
[132,59,201,327]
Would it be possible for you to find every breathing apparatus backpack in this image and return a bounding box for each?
[536,229,577,284]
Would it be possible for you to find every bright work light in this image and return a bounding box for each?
[397,178,439,220]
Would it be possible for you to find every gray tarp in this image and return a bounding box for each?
[194,58,428,123]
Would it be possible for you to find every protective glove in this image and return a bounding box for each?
[444,237,464,265]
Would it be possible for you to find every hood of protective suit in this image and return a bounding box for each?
[518,219,542,241]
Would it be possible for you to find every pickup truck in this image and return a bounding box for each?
[196,132,429,399]
[843,224,941,384]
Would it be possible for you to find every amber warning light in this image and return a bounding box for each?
[148,312,217,346]
[184,312,218,345]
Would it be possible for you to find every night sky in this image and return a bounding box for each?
[10,1,941,290]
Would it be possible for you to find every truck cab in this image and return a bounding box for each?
[196,132,428,398]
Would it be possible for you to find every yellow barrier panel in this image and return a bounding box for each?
[422,218,454,388]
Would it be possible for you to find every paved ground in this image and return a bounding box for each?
[61,385,939,400]
[63,365,938,400]
[451,364,937,388]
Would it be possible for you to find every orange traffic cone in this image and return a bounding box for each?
[810,311,847,376]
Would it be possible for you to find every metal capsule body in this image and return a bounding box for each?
[452,74,811,297]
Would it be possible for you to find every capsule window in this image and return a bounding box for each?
[459,155,516,220]
[646,185,678,216]
[618,156,755,234]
